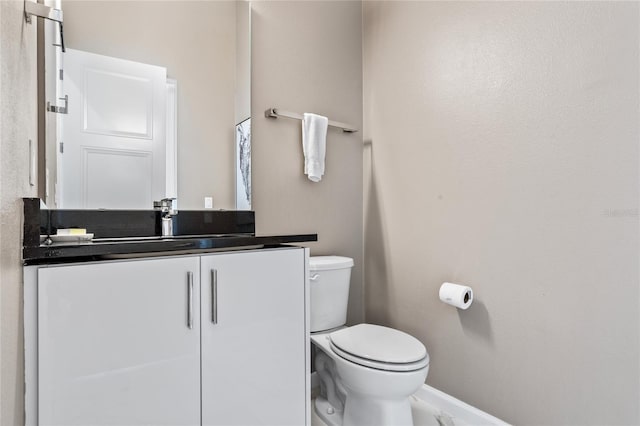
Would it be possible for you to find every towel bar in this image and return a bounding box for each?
[265,108,358,133]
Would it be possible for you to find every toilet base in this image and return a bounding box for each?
[343,394,414,426]
[315,394,415,426]
[315,396,343,426]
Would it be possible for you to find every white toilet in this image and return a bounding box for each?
[310,256,429,426]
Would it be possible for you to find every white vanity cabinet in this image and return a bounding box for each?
[30,256,202,426]
[200,249,307,426]
[25,247,310,426]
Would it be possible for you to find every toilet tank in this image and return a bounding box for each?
[309,256,354,332]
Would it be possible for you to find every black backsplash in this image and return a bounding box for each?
[23,198,256,246]
[172,210,255,236]
[48,209,161,239]
[22,198,42,247]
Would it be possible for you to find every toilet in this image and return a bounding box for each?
[310,256,429,426]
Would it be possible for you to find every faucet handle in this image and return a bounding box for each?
[154,198,177,211]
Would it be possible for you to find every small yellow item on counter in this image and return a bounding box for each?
[56,228,87,235]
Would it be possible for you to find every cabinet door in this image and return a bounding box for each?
[37,257,201,426]
[201,248,307,426]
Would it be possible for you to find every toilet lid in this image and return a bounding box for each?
[309,256,354,271]
[329,324,428,365]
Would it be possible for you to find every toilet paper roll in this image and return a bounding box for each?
[439,282,473,310]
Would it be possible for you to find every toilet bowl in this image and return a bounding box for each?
[309,256,429,426]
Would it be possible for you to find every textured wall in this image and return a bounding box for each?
[363,2,639,424]
[251,1,364,324]
[62,0,237,210]
[0,1,38,424]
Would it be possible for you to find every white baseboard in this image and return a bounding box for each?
[412,384,509,426]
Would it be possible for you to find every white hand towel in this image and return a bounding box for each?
[302,113,329,182]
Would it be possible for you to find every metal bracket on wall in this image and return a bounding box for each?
[47,95,68,115]
[24,0,65,52]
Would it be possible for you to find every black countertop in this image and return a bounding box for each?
[23,234,318,265]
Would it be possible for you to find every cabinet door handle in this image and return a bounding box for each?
[211,269,218,324]
[187,271,194,329]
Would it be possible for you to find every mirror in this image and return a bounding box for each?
[39,0,251,211]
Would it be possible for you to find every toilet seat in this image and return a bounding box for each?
[329,341,429,372]
[328,324,429,372]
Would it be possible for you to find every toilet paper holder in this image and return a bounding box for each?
[439,282,473,310]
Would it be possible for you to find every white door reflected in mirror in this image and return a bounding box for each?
[60,49,176,209]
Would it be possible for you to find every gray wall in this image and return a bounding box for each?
[62,0,237,210]
[251,1,364,325]
[0,1,38,424]
[363,2,639,424]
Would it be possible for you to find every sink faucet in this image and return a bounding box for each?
[153,198,177,237]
